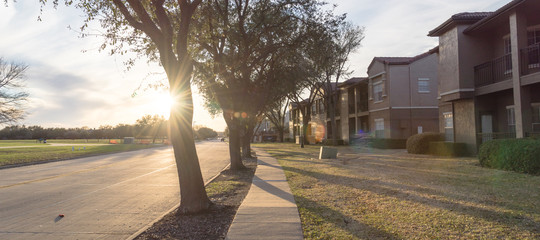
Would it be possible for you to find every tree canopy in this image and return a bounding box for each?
[0,58,29,125]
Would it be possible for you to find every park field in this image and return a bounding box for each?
[0,142,163,167]
[254,142,540,239]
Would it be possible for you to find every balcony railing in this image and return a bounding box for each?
[476,132,516,145]
[520,43,540,75]
[525,132,540,138]
[474,54,513,87]
[357,101,368,112]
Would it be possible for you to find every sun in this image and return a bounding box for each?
[154,93,175,118]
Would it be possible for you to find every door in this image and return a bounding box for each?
[481,114,493,142]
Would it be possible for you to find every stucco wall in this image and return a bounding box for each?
[409,53,439,107]
[388,65,410,107]
[438,27,460,97]
[454,99,477,153]
[368,60,385,76]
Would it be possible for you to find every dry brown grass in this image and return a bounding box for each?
[254,142,540,240]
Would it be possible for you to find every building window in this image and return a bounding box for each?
[311,103,317,115]
[318,99,324,113]
[418,78,430,93]
[527,27,540,46]
[374,118,384,138]
[507,106,516,133]
[527,27,540,68]
[373,81,383,102]
[443,112,454,142]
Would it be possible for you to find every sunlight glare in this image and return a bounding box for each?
[154,93,175,118]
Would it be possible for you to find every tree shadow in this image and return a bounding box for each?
[281,165,540,234]
[294,195,400,239]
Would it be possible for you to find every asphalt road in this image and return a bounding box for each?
[0,140,230,240]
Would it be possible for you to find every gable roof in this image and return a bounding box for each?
[428,12,492,36]
[464,0,527,34]
[338,77,368,88]
[368,46,439,71]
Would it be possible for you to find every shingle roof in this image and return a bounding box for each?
[452,12,493,20]
[373,57,413,65]
[373,46,439,66]
[464,0,528,33]
[428,12,492,36]
[338,77,368,88]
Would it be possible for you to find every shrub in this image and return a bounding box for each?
[428,141,469,157]
[406,132,443,154]
[478,138,540,174]
[371,138,407,149]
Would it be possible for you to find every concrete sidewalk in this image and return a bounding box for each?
[226,148,303,240]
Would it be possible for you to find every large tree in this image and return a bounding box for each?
[0,58,28,125]
[264,97,289,142]
[192,0,325,167]
[32,0,210,213]
[311,21,364,145]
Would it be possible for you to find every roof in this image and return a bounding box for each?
[338,77,368,88]
[464,0,527,34]
[428,12,492,36]
[368,46,439,70]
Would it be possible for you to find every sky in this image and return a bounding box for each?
[0,0,509,131]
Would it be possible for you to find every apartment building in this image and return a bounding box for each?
[289,47,440,145]
[288,84,332,144]
[428,0,540,153]
[366,48,440,140]
[336,77,370,144]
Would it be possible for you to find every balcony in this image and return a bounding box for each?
[474,54,513,87]
[357,101,368,112]
[520,43,540,75]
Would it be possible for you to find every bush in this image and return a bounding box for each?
[406,132,443,154]
[478,138,540,174]
[428,141,469,157]
[371,138,407,149]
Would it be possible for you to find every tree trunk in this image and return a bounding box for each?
[278,128,284,142]
[169,85,211,214]
[242,124,254,158]
[241,119,255,158]
[225,115,246,170]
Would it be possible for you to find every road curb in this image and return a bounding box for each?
[126,162,231,240]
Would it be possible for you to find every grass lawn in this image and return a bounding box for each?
[0,140,44,147]
[254,142,540,239]
[0,144,162,167]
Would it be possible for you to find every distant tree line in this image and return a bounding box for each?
[0,114,218,141]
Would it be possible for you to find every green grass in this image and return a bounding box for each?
[0,140,44,147]
[0,144,161,167]
[254,142,540,239]
[45,139,119,144]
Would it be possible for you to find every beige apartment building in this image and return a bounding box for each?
[289,46,440,145]
[428,0,540,153]
[366,48,440,140]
